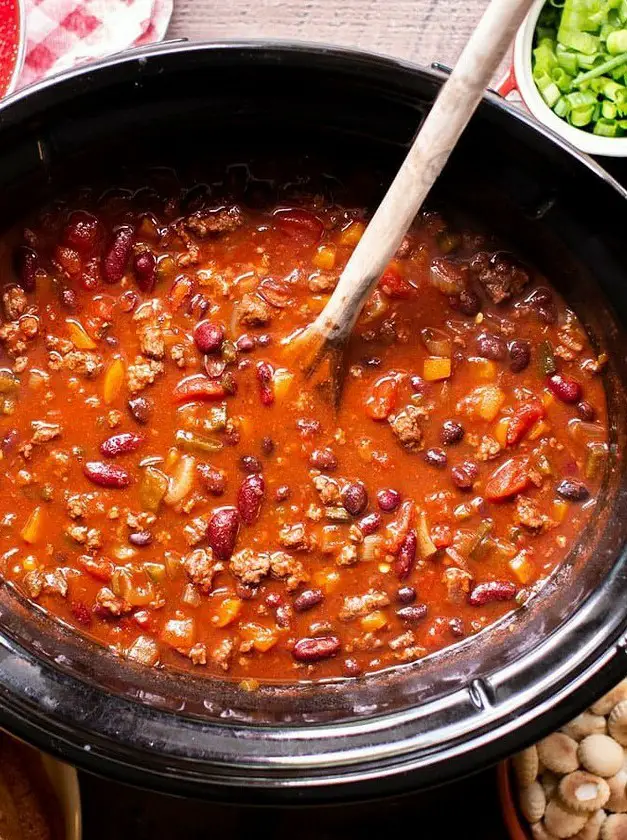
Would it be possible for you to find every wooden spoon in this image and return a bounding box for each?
[288,0,535,404]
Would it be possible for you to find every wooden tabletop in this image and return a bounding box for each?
[83,1,511,836]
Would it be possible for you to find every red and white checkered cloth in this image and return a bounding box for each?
[21,0,173,88]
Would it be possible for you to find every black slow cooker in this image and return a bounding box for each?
[0,42,625,803]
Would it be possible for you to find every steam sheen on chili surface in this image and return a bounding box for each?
[0,175,608,682]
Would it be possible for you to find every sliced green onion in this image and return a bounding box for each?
[569,104,596,125]
[556,43,580,73]
[602,99,618,117]
[607,28,627,52]
[573,50,627,83]
[554,95,572,117]
[594,116,620,133]
[565,88,598,106]
[552,66,574,89]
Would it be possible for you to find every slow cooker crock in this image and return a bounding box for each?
[0,42,626,803]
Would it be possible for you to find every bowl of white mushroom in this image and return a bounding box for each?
[500,679,627,840]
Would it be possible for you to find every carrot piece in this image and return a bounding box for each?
[423,357,452,381]
[103,358,126,405]
[21,506,43,544]
[212,596,242,628]
[66,318,97,350]
[239,622,279,652]
[509,552,536,585]
[312,244,336,270]
[338,220,365,246]
[360,611,388,632]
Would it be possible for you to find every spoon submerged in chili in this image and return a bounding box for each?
[289,0,536,404]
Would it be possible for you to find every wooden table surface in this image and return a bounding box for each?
[82,1,512,836]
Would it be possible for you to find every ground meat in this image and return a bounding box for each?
[336,544,358,566]
[126,511,156,530]
[66,494,87,519]
[312,474,342,505]
[30,420,62,444]
[339,589,390,621]
[19,315,39,339]
[169,343,189,368]
[556,312,585,361]
[126,356,164,393]
[389,630,416,651]
[96,587,130,616]
[229,548,271,586]
[183,516,209,547]
[0,322,27,357]
[63,350,103,379]
[236,293,272,327]
[184,206,243,238]
[23,569,68,600]
[278,522,313,551]
[138,324,166,360]
[388,404,424,452]
[443,567,473,604]
[210,637,234,671]
[515,496,548,533]
[45,334,73,355]
[470,251,531,304]
[2,285,27,320]
[188,642,207,666]
[183,548,223,593]
[269,551,308,590]
[65,524,102,549]
[475,435,501,461]
[308,273,338,292]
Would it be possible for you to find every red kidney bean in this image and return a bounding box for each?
[64,211,100,255]
[409,375,429,395]
[256,361,274,406]
[100,432,144,458]
[358,512,381,535]
[292,635,341,663]
[468,580,517,606]
[197,463,226,496]
[127,396,152,425]
[13,245,38,292]
[207,506,240,560]
[508,340,531,373]
[60,287,79,312]
[451,461,479,491]
[84,461,132,488]
[240,455,262,474]
[237,473,265,525]
[342,482,368,516]
[577,400,596,421]
[235,582,256,601]
[261,436,275,455]
[377,488,401,512]
[293,589,324,612]
[275,484,291,502]
[556,478,590,502]
[133,249,156,292]
[236,334,255,352]
[103,226,134,284]
[394,530,417,580]
[119,290,138,313]
[476,332,506,361]
[128,530,153,547]
[397,586,417,604]
[1,429,18,456]
[256,334,272,348]
[204,357,226,379]
[168,275,194,311]
[397,604,428,623]
[194,320,224,354]
[70,600,92,626]
[457,288,481,316]
[309,448,338,471]
[441,420,465,445]
[424,447,447,468]
[265,592,282,608]
[527,287,557,325]
[547,373,582,404]
[342,658,362,677]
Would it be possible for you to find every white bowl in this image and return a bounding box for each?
[512,0,627,156]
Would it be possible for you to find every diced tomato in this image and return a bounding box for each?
[485,458,530,502]
[506,399,545,447]
[76,554,114,582]
[379,263,413,299]
[431,523,453,550]
[173,374,226,404]
[365,374,400,420]
[386,499,415,554]
[258,277,294,309]
[273,208,323,245]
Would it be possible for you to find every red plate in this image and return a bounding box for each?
[0,0,24,97]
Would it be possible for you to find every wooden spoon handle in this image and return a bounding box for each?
[312,0,535,344]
